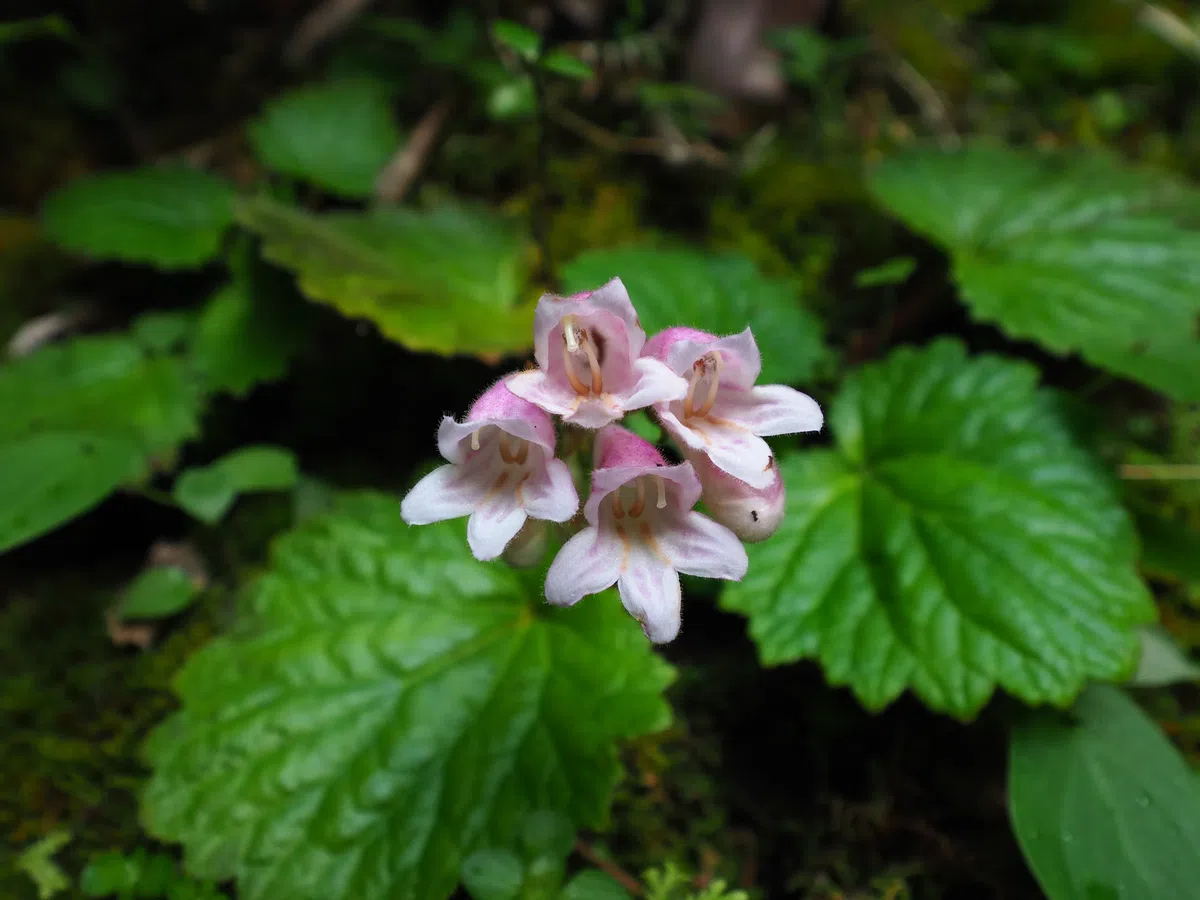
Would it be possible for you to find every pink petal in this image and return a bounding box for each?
[400,464,484,525]
[585,277,646,356]
[715,384,823,437]
[505,370,577,419]
[563,396,624,429]
[520,458,579,523]
[583,439,701,524]
[466,491,527,561]
[643,326,718,364]
[594,425,667,470]
[657,510,749,580]
[666,410,776,489]
[616,357,689,413]
[666,327,762,389]
[617,546,682,643]
[466,378,557,451]
[544,526,623,607]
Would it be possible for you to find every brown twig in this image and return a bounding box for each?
[1120,464,1200,480]
[573,839,644,896]
[373,96,454,204]
[548,104,729,168]
[284,0,376,64]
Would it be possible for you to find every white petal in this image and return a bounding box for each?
[544,526,623,607]
[563,397,622,429]
[400,464,484,525]
[672,414,776,490]
[521,458,580,522]
[658,511,748,581]
[617,546,682,643]
[506,370,576,418]
[617,357,689,413]
[716,384,823,436]
[466,492,527,561]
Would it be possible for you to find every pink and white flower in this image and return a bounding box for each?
[506,278,688,429]
[544,425,747,643]
[688,451,786,543]
[643,326,823,489]
[400,379,579,561]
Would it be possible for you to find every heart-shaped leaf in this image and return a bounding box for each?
[142,493,673,900]
[721,340,1153,717]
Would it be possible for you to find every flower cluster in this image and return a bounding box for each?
[400,278,823,643]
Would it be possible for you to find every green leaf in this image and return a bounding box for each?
[119,565,201,620]
[80,851,139,897]
[491,20,540,61]
[41,167,236,268]
[142,494,674,900]
[540,50,593,80]
[0,334,203,552]
[868,145,1200,401]
[0,14,74,46]
[560,870,632,900]
[236,195,534,357]
[173,445,299,524]
[1134,508,1200,586]
[190,275,309,397]
[1131,626,1200,687]
[16,829,72,900]
[561,248,825,385]
[1009,684,1200,900]
[461,849,524,900]
[853,256,917,288]
[249,79,402,199]
[488,76,536,121]
[721,340,1153,717]
[521,810,575,862]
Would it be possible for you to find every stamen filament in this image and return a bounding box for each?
[683,367,700,419]
[611,491,625,519]
[695,353,723,417]
[470,431,481,451]
[628,479,647,518]
[654,475,667,509]
[562,341,590,396]
[582,339,603,394]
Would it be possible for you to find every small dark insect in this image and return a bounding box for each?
[750,510,759,522]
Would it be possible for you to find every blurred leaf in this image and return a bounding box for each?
[16,829,71,899]
[562,248,825,385]
[249,78,402,199]
[143,495,673,900]
[460,849,524,900]
[540,49,592,80]
[236,195,534,357]
[1134,508,1200,585]
[854,256,917,288]
[133,311,196,354]
[1009,684,1200,900]
[0,332,203,552]
[190,270,309,397]
[80,851,139,897]
[521,810,575,862]
[1132,626,1200,687]
[119,565,201,620]
[488,76,536,120]
[173,445,298,524]
[869,146,1200,401]
[0,14,74,46]
[560,870,633,900]
[769,26,832,85]
[722,340,1153,717]
[41,167,236,268]
[491,19,540,61]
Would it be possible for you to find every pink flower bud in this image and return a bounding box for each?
[689,451,785,543]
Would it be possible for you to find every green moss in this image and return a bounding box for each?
[0,572,219,900]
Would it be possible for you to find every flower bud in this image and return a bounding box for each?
[501,519,550,568]
[690,451,785,543]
